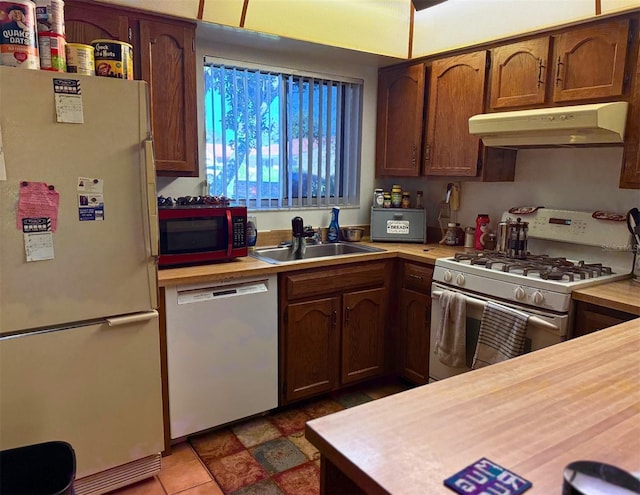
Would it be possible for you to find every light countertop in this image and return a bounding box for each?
[571,279,640,315]
[157,242,640,315]
[305,319,640,494]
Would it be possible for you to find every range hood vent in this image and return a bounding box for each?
[468,102,628,148]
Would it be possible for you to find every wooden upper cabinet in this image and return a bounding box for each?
[65,2,130,44]
[424,51,487,177]
[64,1,199,178]
[490,38,551,110]
[138,19,198,176]
[552,19,630,103]
[620,40,640,189]
[375,63,426,177]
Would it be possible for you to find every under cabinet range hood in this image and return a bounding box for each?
[468,102,628,148]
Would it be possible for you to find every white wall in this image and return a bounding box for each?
[377,147,640,239]
[156,23,387,233]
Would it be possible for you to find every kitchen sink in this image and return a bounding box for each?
[249,242,386,264]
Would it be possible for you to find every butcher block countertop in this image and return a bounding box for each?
[305,319,640,495]
[571,279,640,316]
[157,242,460,287]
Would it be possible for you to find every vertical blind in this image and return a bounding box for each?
[204,62,363,209]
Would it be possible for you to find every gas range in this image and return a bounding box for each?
[434,208,634,313]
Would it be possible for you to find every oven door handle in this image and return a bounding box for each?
[431,290,559,332]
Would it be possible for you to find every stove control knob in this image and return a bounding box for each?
[533,290,545,305]
[443,270,453,283]
[514,286,526,300]
[455,273,465,286]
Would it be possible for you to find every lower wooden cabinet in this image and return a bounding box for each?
[279,261,391,405]
[573,301,636,337]
[398,261,433,385]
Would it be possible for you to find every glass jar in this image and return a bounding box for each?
[383,192,392,208]
[464,227,475,248]
[373,188,384,208]
[485,233,497,251]
[415,190,424,209]
[445,223,457,245]
[401,192,410,208]
[391,185,402,208]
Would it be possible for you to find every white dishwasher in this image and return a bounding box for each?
[165,275,278,439]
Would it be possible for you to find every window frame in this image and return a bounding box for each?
[203,56,364,211]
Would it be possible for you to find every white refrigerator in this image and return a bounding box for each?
[0,66,163,494]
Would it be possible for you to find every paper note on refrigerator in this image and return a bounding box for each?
[53,78,84,124]
[24,232,55,262]
[17,182,60,232]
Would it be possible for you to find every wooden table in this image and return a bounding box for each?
[306,320,640,494]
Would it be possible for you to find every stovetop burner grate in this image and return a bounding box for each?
[452,252,614,281]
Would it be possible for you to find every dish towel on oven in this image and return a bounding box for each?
[436,290,467,368]
[472,301,529,370]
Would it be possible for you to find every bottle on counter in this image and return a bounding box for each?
[474,214,490,250]
[373,188,384,208]
[415,190,424,209]
[327,207,341,243]
[445,223,458,245]
[383,192,392,208]
[401,192,410,209]
[391,185,402,208]
[464,227,475,248]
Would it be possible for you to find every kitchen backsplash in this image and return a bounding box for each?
[379,147,638,234]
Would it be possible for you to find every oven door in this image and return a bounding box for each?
[429,282,568,382]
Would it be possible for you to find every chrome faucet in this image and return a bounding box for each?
[291,216,315,259]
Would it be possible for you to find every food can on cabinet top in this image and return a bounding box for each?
[34,0,63,35]
[66,42,93,75]
[38,30,64,71]
[0,0,39,69]
[92,39,133,79]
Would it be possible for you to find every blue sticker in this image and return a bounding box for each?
[444,458,532,495]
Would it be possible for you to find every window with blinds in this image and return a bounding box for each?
[203,62,363,209]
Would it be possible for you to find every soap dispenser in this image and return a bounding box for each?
[327,207,341,243]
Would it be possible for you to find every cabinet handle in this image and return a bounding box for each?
[424,144,431,164]
[537,58,545,88]
[411,145,417,166]
[409,274,423,281]
[332,310,337,328]
[555,56,563,87]
[345,306,351,323]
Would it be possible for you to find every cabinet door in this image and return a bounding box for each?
[375,63,426,177]
[65,1,130,45]
[284,297,340,403]
[138,19,198,177]
[341,288,387,384]
[573,301,634,338]
[552,20,630,103]
[620,41,640,189]
[424,51,487,177]
[399,288,431,385]
[490,38,551,109]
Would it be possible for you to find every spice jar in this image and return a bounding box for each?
[383,192,392,208]
[485,233,497,251]
[415,190,424,209]
[391,185,402,208]
[401,192,410,208]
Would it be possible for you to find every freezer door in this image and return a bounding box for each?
[0,312,163,479]
[0,67,157,334]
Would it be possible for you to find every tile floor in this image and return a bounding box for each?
[108,381,412,495]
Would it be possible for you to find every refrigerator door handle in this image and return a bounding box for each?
[145,139,159,258]
[107,310,158,327]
